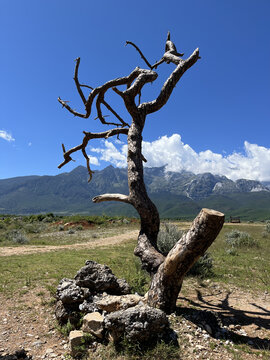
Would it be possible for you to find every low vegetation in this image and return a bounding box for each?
[0,215,269,359]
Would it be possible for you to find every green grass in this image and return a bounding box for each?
[0,240,149,295]
[1,221,269,295]
[0,220,269,359]
[0,215,139,246]
[208,224,270,292]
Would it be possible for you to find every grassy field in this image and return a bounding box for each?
[0,215,269,359]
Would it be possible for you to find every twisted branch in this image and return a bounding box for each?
[93,193,130,204]
[58,128,128,181]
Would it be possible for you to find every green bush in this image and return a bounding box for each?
[157,223,184,256]
[5,229,29,244]
[157,223,213,278]
[23,223,46,234]
[187,252,213,278]
[225,230,258,248]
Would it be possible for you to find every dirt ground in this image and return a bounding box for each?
[0,230,269,359]
[0,230,139,257]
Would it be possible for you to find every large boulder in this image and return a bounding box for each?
[104,305,170,344]
[74,260,131,295]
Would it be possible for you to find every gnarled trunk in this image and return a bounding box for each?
[127,116,165,273]
[147,208,224,313]
[58,33,224,314]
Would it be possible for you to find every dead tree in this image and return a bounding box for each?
[58,33,224,313]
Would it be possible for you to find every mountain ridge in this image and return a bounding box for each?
[0,166,269,220]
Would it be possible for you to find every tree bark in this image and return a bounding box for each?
[127,116,165,273]
[147,208,224,313]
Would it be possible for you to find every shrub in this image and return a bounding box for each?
[0,221,6,230]
[157,223,213,278]
[24,223,45,234]
[265,220,270,233]
[225,230,258,248]
[5,229,29,244]
[157,223,184,256]
[75,225,84,231]
[187,252,213,278]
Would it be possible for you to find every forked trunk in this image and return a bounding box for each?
[147,208,224,313]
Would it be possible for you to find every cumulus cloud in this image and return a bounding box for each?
[88,155,100,166]
[89,134,270,181]
[91,140,127,168]
[0,130,14,142]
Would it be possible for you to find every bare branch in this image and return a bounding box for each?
[92,193,131,204]
[85,67,143,117]
[80,84,94,90]
[58,128,129,180]
[81,147,94,182]
[74,58,86,104]
[151,58,165,69]
[141,48,200,115]
[125,41,152,69]
[102,100,129,127]
[58,97,88,118]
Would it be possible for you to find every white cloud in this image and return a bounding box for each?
[0,130,14,142]
[88,155,100,166]
[91,140,127,168]
[89,134,270,181]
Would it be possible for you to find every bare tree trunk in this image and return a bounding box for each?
[147,208,224,313]
[127,116,165,273]
[58,34,225,313]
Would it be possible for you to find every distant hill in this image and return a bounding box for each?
[0,165,270,220]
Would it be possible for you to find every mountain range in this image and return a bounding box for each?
[0,165,270,220]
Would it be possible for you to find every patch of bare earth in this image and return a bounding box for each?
[0,230,139,257]
[0,283,269,359]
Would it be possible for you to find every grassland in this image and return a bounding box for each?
[0,215,269,359]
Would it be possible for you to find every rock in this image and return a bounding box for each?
[75,260,131,295]
[55,300,81,325]
[56,278,85,304]
[69,330,85,357]
[78,299,99,313]
[204,324,213,335]
[96,294,143,312]
[193,310,223,337]
[104,305,170,344]
[1,349,32,360]
[82,312,104,338]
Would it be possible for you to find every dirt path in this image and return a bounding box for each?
[0,229,139,257]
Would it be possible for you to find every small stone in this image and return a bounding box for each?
[69,330,85,357]
[46,348,54,354]
[82,312,104,338]
[33,340,43,347]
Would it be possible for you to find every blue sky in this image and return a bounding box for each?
[1,0,270,181]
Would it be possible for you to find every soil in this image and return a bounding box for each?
[0,231,269,360]
[0,230,139,257]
